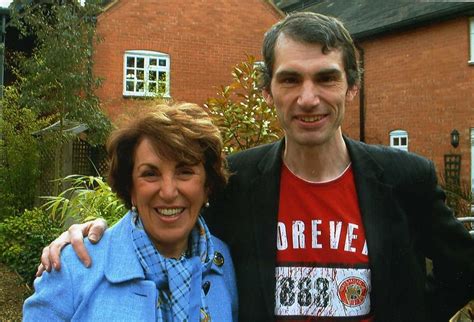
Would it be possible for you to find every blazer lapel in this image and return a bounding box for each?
[345,138,396,319]
[250,140,284,317]
[247,138,397,318]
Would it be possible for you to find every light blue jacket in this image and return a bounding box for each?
[23,213,238,321]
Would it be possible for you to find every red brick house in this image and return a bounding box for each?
[93,0,281,119]
[279,1,474,200]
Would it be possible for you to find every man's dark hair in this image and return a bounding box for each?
[261,12,361,90]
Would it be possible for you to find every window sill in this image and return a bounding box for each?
[123,93,171,99]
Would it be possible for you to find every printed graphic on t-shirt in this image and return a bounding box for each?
[277,220,368,256]
[276,164,373,321]
[275,266,371,317]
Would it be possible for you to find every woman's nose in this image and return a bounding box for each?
[158,176,179,201]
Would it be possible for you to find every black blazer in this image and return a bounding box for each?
[205,138,474,322]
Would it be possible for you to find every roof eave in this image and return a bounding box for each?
[354,5,474,40]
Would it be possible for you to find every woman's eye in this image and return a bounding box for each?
[178,168,194,176]
[142,170,157,177]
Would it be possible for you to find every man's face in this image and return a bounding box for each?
[264,34,357,150]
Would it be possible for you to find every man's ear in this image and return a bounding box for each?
[262,88,274,106]
[346,85,359,102]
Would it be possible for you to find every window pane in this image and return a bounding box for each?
[126,56,135,67]
[150,58,157,66]
[394,138,399,145]
[401,137,407,145]
[149,82,157,93]
[158,82,166,93]
[136,81,144,92]
[159,71,167,82]
[137,57,145,68]
[159,59,167,66]
[126,81,134,92]
[137,70,144,81]
[149,70,157,81]
[126,69,135,79]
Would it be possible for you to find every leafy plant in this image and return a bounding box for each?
[205,55,282,154]
[0,208,63,285]
[0,86,50,220]
[9,0,112,194]
[41,175,126,226]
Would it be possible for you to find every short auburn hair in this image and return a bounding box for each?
[106,102,229,209]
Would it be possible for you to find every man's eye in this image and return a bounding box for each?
[282,77,298,84]
[319,75,338,83]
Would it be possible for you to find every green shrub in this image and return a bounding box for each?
[0,87,46,220]
[42,175,126,227]
[205,55,282,154]
[0,208,63,285]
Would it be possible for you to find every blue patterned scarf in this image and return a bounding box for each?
[131,210,214,321]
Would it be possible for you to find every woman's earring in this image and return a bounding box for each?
[204,201,210,208]
[131,205,137,213]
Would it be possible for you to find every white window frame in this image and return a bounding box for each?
[123,50,170,97]
[471,128,474,199]
[390,130,408,151]
[470,18,474,64]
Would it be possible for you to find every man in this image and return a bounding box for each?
[39,12,474,321]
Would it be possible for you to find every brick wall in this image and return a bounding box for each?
[93,0,281,119]
[343,17,474,185]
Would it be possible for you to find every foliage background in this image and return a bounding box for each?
[205,55,282,154]
[0,208,62,285]
[0,0,112,288]
[0,87,45,220]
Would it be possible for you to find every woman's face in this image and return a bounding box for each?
[131,138,208,258]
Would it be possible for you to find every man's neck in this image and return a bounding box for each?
[283,134,350,182]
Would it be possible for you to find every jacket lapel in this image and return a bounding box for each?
[250,141,284,317]
[105,213,146,283]
[345,138,395,318]
[103,214,157,319]
[248,138,397,318]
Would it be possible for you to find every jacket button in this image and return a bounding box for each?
[213,251,224,267]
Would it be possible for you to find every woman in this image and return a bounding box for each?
[23,102,238,321]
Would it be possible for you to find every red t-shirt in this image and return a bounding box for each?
[275,163,373,321]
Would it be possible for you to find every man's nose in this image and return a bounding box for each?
[297,82,320,108]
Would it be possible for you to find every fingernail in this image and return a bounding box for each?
[53,263,58,270]
[45,264,49,271]
[89,234,98,242]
